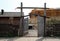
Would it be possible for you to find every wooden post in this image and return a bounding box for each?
[44,3,46,37]
[18,2,24,36]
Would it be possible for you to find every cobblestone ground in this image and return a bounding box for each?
[0,37,60,41]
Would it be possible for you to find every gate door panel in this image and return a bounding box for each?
[37,16,44,37]
[23,18,28,35]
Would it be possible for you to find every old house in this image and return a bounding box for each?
[29,8,60,29]
[29,8,60,36]
[0,12,24,37]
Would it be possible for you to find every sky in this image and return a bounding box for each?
[0,0,60,15]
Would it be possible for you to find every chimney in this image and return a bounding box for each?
[1,9,4,15]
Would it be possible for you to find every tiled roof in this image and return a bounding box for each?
[0,12,24,17]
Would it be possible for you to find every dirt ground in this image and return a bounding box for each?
[0,37,60,41]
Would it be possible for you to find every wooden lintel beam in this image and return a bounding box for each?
[16,7,49,9]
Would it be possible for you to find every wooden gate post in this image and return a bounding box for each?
[18,2,24,36]
[44,3,46,37]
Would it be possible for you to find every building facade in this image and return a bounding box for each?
[29,8,60,29]
[0,12,24,37]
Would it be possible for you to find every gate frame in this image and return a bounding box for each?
[16,2,48,37]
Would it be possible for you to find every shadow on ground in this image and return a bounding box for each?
[36,37,44,41]
[36,37,60,41]
[0,37,20,41]
[0,37,60,41]
[6,37,20,41]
